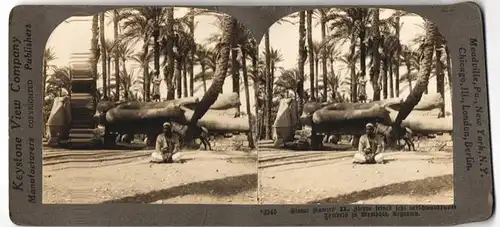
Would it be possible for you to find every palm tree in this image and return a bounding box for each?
[119,71,138,100]
[185,15,236,141]
[260,14,297,139]
[91,15,100,79]
[275,68,301,99]
[163,7,175,100]
[400,44,420,90]
[131,49,153,99]
[205,48,218,72]
[46,67,72,97]
[264,31,272,139]
[380,33,399,99]
[100,39,117,98]
[261,48,285,138]
[43,47,57,98]
[246,39,262,138]
[297,11,306,117]
[311,41,322,98]
[230,20,241,107]
[113,9,122,101]
[99,12,108,99]
[171,27,194,98]
[315,8,331,102]
[307,10,315,101]
[195,44,210,92]
[240,38,256,148]
[392,11,403,97]
[322,8,360,102]
[325,71,343,102]
[114,40,134,99]
[370,8,382,101]
[121,7,161,101]
[188,8,196,97]
[150,7,167,100]
[321,41,342,100]
[444,43,452,99]
[435,29,447,116]
[268,49,284,81]
[393,19,437,134]
[106,9,124,101]
[275,68,302,124]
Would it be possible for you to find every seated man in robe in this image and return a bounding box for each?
[353,123,385,164]
[151,122,182,163]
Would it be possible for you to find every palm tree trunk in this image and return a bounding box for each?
[382,57,388,99]
[321,11,328,103]
[114,9,120,101]
[189,9,195,97]
[389,56,394,98]
[183,59,188,98]
[107,57,111,97]
[329,58,336,101]
[394,20,437,126]
[91,15,99,79]
[298,11,306,119]
[100,13,107,99]
[142,38,150,102]
[359,21,367,85]
[201,63,207,92]
[185,16,235,140]
[43,62,47,99]
[445,44,452,100]
[153,25,160,98]
[264,31,272,140]
[164,7,175,100]
[307,10,315,101]
[271,60,275,94]
[230,23,240,115]
[122,58,129,100]
[241,49,255,149]
[315,58,319,98]
[395,16,401,97]
[176,58,182,99]
[370,9,381,101]
[349,34,357,102]
[406,64,412,91]
[251,51,259,133]
[435,41,445,116]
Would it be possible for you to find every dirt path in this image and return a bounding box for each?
[43,138,454,205]
[258,146,454,205]
[43,147,258,204]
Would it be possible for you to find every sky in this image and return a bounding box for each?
[45,7,452,114]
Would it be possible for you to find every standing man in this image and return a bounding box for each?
[353,123,385,164]
[357,74,367,103]
[151,122,182,163]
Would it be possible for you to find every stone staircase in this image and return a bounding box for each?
[66,53,98,149]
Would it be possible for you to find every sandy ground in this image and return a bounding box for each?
[258,136,454,205]
[43,135,454,205]
[43,146,258,204]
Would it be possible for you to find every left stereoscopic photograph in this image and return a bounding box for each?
[42,7,259,204]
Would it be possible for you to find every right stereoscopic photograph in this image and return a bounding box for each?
[257,8,453,205]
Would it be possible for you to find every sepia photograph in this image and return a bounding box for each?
[42,7,259,204]
[257,8,454,204]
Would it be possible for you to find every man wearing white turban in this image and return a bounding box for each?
[151,122,182,163]
[353,123,385,164]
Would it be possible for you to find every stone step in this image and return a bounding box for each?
[68,133,95,139]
